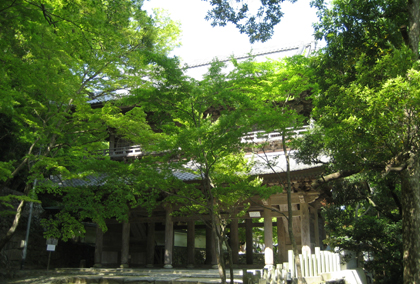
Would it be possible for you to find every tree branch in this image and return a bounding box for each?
[386,179,402,217]
[11,138,40,178]
[311,169,360,189]
[364,181,401,222]
[0,0,19,14]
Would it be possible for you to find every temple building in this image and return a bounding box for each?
[78,126,326,268]
[50,42,327,269]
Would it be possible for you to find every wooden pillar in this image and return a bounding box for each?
[187,221,195,268]
[277,217,287,263]
[210,226,218,268]
[300,200,311,255]
[314,209,320,247]
[205,223,212,265]
[94,224,103,268]
[264,206,274,267]
[146,222,155,268]
[245,218,253,264]
[164,207,174,268]
[121,220,130,268]
[230,219,239,265]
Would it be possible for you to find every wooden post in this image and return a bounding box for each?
[205,223,213,265]
[277,217,287,263]
[300,200,311,255]
[245,218,253,264]
[187,220,195,268]
[230,218,239,265]
[264,206,274,267]
[120,220,130,268]
[146,222,155,268]
[164,207,174,268]
[47,251,51,270]
[314,208,320,247]
[210,225,218,268]
[94,224,103,268]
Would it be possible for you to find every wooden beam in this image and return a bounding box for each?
[110,210,301,224]
[270,192,319,205]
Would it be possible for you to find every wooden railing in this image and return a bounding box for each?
[240,247,343,284]
[100,126,310,158]
[289,247,341,278]
[240,125,310,144]
[99,145,143,158]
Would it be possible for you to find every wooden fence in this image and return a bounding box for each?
[246,247,342,283]
[287,247,341,278]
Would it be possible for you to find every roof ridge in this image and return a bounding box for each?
[185,42,311,69]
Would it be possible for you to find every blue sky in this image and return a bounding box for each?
[143,0,320,65]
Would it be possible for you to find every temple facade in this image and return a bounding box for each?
[71,42,325,269]
[92,127,326,268]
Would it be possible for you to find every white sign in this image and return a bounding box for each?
[47,244,56,251]
[249,211,261,218]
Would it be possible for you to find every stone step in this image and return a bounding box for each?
[3,268,252,284]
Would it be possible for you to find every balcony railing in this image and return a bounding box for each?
[240,125,309,144]
[99,126,310,158]
[99,145,143,158]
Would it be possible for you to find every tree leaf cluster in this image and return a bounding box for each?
[0,0,181,248]
[295,0,420,281]
[322,173,403,283]
[204,0,294,43]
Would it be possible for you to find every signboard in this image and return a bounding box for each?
[46,244,56,251]
[46,238,58,251]
[249,211,261,218]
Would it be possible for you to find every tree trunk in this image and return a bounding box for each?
[207,194,227,284]
[212,221,227,284]
[401,154,420,283]
[224,239,234,284]
[402,3,419,278]
[408,0,420,60]
[282,133,305,284]
[0,200,26,250]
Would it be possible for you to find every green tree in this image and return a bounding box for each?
[311,0,409,89]
[240,55,317,284]
[294,0,420,281]
[0,0,180,250]
[320,173,403,283]
[129,60,278,283]
[304,50,420,282]
[205,0,420,281]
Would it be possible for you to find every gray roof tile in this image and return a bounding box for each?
[48,151,323,186]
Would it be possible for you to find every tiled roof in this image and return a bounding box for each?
[172,170,200,181]
[48,151,324,186]
[246,150,325,175]
[186,43,311,69]
[185,42,317,80]
[87,42,318,103]
[48,175,107,187]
